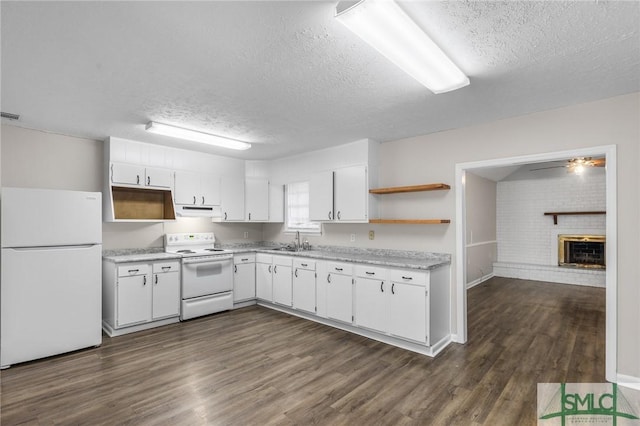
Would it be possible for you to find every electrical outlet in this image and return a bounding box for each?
[243,231,248,239]
[369,230,375,240]
[350,234,356,242]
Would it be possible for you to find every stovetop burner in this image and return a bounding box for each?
[164,232,233,258]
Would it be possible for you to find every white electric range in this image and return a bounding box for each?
[164,233,234,320]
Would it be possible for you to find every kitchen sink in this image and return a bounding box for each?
[269,247,298,252]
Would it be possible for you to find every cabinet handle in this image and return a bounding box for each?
[328,211,332,220]
[128,269,139,274]
[268,265,272,273]
[136,175,140,185]
[380,281,384,292]
[327,274,331,283]
[274,265,277,274]
[161,266,171,271]
[234,265,237,273]
[249,213,251,220]
[193,196,196,205]
[335,267,343,272]
[155,275,158,285]
[337,211,341,220]
[143,275,147,286]
[110,164,114,183]
[365,271,375,275]
[202,196,205,205]
[295,268,298,278]
[147,176,150,185]
[301,263,308,267]
[224,212,228,220]
[391,283,395,294]
[241,258,249,261]
[402,276,413,280]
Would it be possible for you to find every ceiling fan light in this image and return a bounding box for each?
[335,0,469,94]
[145,121,251,151]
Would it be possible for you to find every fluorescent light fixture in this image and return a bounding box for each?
[335,0,469,94]
[145,121,251,151]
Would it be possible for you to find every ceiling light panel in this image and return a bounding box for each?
[145,122,251,151]
[336,0,469,94]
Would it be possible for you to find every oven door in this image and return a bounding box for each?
[181,255,233,299]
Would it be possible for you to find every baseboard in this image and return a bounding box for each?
[466,272,494,289]
[617,373,640,391]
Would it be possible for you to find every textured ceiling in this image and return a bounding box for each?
[1,1,639,160]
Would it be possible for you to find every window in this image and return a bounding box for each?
[286,181,321,234]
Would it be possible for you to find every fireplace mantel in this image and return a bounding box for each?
[544,211,606,225]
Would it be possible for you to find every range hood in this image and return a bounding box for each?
[175,204,222,218]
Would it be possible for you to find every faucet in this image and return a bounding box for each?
[294,231,301,251]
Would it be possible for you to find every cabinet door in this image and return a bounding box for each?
[272,264,292,306]
[200,173,220,206]
[117,274,151,327]
[268,184,285,223]
[174,171,200,205]
[256,263,273,301]
[152,271,180,319]
[293,268,316,313]
[145,167,173,189]
[309,171,334,221]
[388,282,427,343]
[245,179,269,221]
[326,273,352,323]
[111,163,144,186]
[354,277,387,333]
[234,262,256,302]
[334,165,367,221]
[220,176,245,221]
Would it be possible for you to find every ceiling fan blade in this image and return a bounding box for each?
[592,158,606,167]
[529,165,567,171]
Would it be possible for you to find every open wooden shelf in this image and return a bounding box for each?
[544,211,606,225]
[369,183,450,194]
[369,219,450,224]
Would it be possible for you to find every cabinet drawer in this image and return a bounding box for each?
[152,261,180,274]
[293,259,315,270]
[234,253,256,264]
[387,268,428,285]
[256,253,273,264]
[355,265,386,279]
[118,264,150,277]
[273,255,293,267]
[327,262,352,275]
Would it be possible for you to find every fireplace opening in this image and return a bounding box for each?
[558,235,605,269]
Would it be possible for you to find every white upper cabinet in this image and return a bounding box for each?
[245,178,269,221]
[220,176,245,221]
[111,163,144,186]
[310,165,369,222]
[268,184,285,223]
[110,163,173,189]
[334,165,368,221]
[145,167,173,189]
[309,171,334,221]
[175,171,220,206]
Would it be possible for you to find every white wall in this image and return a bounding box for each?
[465,172,497,286]
[497,171,606,266]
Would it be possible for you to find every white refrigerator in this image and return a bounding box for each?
[1,187,102,368]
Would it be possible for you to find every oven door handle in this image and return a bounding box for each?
[182,255,233,265]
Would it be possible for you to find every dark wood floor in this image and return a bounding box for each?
[0,277,605,425]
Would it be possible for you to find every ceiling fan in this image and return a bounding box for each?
[529,157,605,173]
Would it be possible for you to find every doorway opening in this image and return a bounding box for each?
[455,145,617,382]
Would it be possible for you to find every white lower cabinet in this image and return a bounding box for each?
[326,262,353,324]
[256,254,273,302]
[102,259,180,336]
[354,277,387,333]
[272,256,293,306]
[233,254,256,302]
[292,259,316,313]
[387,280,427,343]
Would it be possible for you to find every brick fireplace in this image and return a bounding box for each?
[558,234,606,269]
